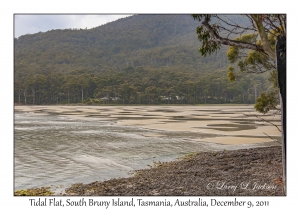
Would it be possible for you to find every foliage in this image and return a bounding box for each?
[192,14,286,113]
[227,66,235,82]
[254,91,279,114]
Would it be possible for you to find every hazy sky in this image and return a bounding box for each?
[14,14,132,38]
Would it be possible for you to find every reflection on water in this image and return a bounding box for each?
[14,111,269,190]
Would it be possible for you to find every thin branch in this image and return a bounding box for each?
[254,63,268,73]
[263,132,282,144]
[201,16,265,52]
[218,25,245,36]
[245,15,256,28]
[265,17,281,33]
[277,15,286,35]
[244,113,281,132]
[242,68,269,74]
[216,15,257,32]
[219,26,251,39]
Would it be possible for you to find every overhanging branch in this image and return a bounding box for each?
[201,16,265,54]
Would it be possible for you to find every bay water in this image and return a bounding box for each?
[14,111,266,191]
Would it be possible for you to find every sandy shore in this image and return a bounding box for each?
[64,146,284,196]
[14,146,284,196]
[14,105,283,196]
[15,105,281,145]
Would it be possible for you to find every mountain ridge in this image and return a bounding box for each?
[14,15,269,105]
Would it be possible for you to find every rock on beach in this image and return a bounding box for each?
[64,146,284,196]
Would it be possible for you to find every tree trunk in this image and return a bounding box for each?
[32,88,35,104]
[18,89,21,104]
[68,89,70,104]
[251,15,276,60]
[276,35,286,195]
[242,92,244,103]
[23,90,27,105]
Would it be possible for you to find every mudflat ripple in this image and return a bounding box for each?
[14,106,281,191]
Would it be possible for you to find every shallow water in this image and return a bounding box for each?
[14,110,275,191]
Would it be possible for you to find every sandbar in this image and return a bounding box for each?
[15,105,282,145]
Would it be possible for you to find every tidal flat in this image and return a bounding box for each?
[14,105,281,194]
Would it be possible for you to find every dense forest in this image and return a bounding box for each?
[14,15,273,105]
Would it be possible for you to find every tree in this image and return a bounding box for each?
[192,14,286,193]
[145,86,158,104]
[77,75,89,103]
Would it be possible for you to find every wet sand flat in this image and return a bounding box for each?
[14,105,281,145]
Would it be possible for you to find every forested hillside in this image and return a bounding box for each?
[14,14,272,105]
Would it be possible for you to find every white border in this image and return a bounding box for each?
[2,0,298,209]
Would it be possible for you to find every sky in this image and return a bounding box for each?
[14,14,132,38]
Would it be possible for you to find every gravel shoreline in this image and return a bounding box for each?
[64,146,284,196]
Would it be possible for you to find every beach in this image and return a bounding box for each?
[64,146,283,196]
[14,105,283,196]
[15,105,281,145]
